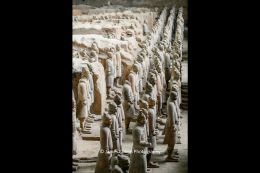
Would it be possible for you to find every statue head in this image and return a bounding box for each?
[174,60,181,69]
[102,113,112,126]
[170,91,178,101]
[132,64,139,73]
[159,43,165,51]
[92,41,98,47]
[114,94,122,106]
[145,82,153,94]
[90,51,98,62]
[148,73,156,85]
[107,52,113,59]
[139,100,148,110]
[173,52,179,60]
[147,96,156,108]
[156,62,162,73]
[81,66,89,78]
[108,102,117,114]
[140,108,148,119]
[137,110,146,126]
[171,84,179,93]
[136,55,143,63]
[73,51,80,59]
[140,52,146,58]
[173,68,181,80]
[124,79,131,86]
[116,44,121,51]
[166,46,172,53]
[110,46,116,53]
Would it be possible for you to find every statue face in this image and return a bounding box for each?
[106,119,112,126]
[148,97,155,107]
[138,116,145,126]
[156,65,162,73]
[133,65,139,73]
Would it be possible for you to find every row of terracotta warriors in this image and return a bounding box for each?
[94,7,185,173]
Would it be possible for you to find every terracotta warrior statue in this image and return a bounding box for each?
[163,91,179,162]
[95,113,113,173]
[106,52,115,97]
[155,60,167,106]
[77,67,92,133]
[165,47,173,89]
[115,44,122,87]
[114,93,124,152]
[128,64,140,109]
[129,111,151,173]
[147,73,158,115]
[146,97,159,168]
[89,50,99,63]
[135,61,144,95]
[109,102,121,152]
[110,47,117,80]
[91,41,100,54]
[170,84,182,144]
[143,20,149,36]
[87,64,94,108]
[122,80,137,134]
[139,102,150,146]
[111,152,124,173]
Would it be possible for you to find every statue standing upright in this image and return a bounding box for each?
[95,113,113,173]
[163,91,179,162]
[129,112,151,173]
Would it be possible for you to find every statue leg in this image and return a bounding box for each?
[79,117,85,130]
[147,148,159,168]
[165,131,179,162]
[165,147,178,162]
